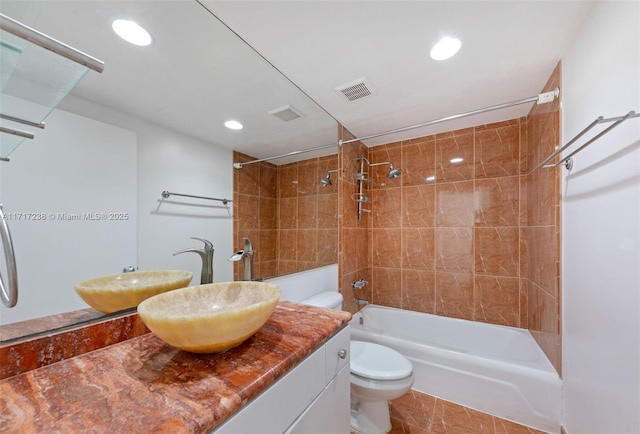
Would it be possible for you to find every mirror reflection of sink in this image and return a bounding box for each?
[74,270,193,314]
[137,281,281,354]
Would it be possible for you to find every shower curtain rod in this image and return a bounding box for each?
[233,88,559,168]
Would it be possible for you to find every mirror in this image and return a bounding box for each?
[0,0,338,341]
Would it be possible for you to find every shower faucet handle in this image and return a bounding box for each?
[352,279,369,289]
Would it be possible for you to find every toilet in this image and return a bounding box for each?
[301,291,414,434]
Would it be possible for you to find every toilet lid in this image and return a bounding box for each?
[350,341,412,380]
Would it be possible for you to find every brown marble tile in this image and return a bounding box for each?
[474,275,520,327]
[277,260,297,276]
[402,228,435,271]
[372,228,402,268]
[402,270,436,314]
[233,152,260,195]
[474,177,519,227]
[277,229,297,261]
[260,197,277,229]
[236,193,260,230]
[259,229,277,263]
[278,196,297,229]
[403,184,436,228]
[435,272,474,320]
[390,388,547,434]
[369,142,403,190]
[436,227,474,273]
[317,193,338,228]
[296,160,319,196]
[435,130,474,182]
[278,163,298,198]
[259,162,278,199]
[297,195,318,229]
[401,136,436,187]
[317,228,338,264]
[475,122,521,178]
[373,187,403,228]
[475,227,520,277]
[436,181,475,227]
[296,229,317,262]
[526,225,558,295]
[341,228,359,273]
[372,267,402,309]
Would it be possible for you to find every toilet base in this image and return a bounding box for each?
[350,398,392,434]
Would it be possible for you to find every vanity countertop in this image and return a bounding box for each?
[0,301,351,433]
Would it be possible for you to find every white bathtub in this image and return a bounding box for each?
[350,305,561,434]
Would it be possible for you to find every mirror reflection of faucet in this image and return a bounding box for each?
[174,237,214,284]
[228,237,255,281]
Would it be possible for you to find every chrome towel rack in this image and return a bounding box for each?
[535,110,639,171]
[161,191,232,205]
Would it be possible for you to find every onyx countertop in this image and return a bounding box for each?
[0,301,351,433]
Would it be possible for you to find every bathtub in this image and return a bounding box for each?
[350,305,561,434]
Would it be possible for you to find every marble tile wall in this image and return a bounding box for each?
[233,151,279,280]
[338,126,372,314]
[524,63,562,373]
[365,119,527,327]
[233,151,338,280]
[337,65,562,370]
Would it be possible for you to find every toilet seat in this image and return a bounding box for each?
[350,341,413,380]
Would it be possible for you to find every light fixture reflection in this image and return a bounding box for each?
[450,157,464,164]
[112,19,152,46]
[430,36,461,61]
[225,120,243,130]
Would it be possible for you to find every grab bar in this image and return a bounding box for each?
[535,110,639,171]
[161,191,232,205]
[0,204,19,308]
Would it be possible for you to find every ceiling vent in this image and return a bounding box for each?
[268,104,303,122]
[335,77,375,102]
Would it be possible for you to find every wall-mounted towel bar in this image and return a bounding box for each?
[535,110,639,171]
[161,191,232,205]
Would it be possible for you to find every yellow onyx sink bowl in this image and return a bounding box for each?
[75,270,193,314]
[137,281,281,354]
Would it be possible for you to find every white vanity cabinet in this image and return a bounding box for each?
[214,325,350,434]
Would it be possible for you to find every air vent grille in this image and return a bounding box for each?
[268,104,302,122]
[335,77,375,102]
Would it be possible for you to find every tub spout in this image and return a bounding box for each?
[174,237,214,284]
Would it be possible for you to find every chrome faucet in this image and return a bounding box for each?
[228,237,254,281]
[174,237,214,284]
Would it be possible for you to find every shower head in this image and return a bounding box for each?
[369,160,402,179]
[320,169,338,187]
[387,163,402,179]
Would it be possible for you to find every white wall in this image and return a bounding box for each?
[60,95,234,285]
[0,109,137,323]
[0,95,234,324]
[561,2,640,433]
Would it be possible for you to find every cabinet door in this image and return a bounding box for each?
[286,364,350,434]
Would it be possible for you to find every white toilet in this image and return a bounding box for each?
[301,291,414,434]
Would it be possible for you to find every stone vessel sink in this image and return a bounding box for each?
[75,270,193,314]
[137,281,281,354]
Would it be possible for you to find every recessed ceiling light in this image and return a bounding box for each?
[112,19,152,46]
[225,120,243,130]
[430,36,461,61]
[450,157,464,164]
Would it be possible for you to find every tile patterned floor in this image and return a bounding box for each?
[358,389,549,434]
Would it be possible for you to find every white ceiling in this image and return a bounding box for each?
[5,0,594,164]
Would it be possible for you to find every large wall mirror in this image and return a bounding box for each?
[0,0,337,340]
